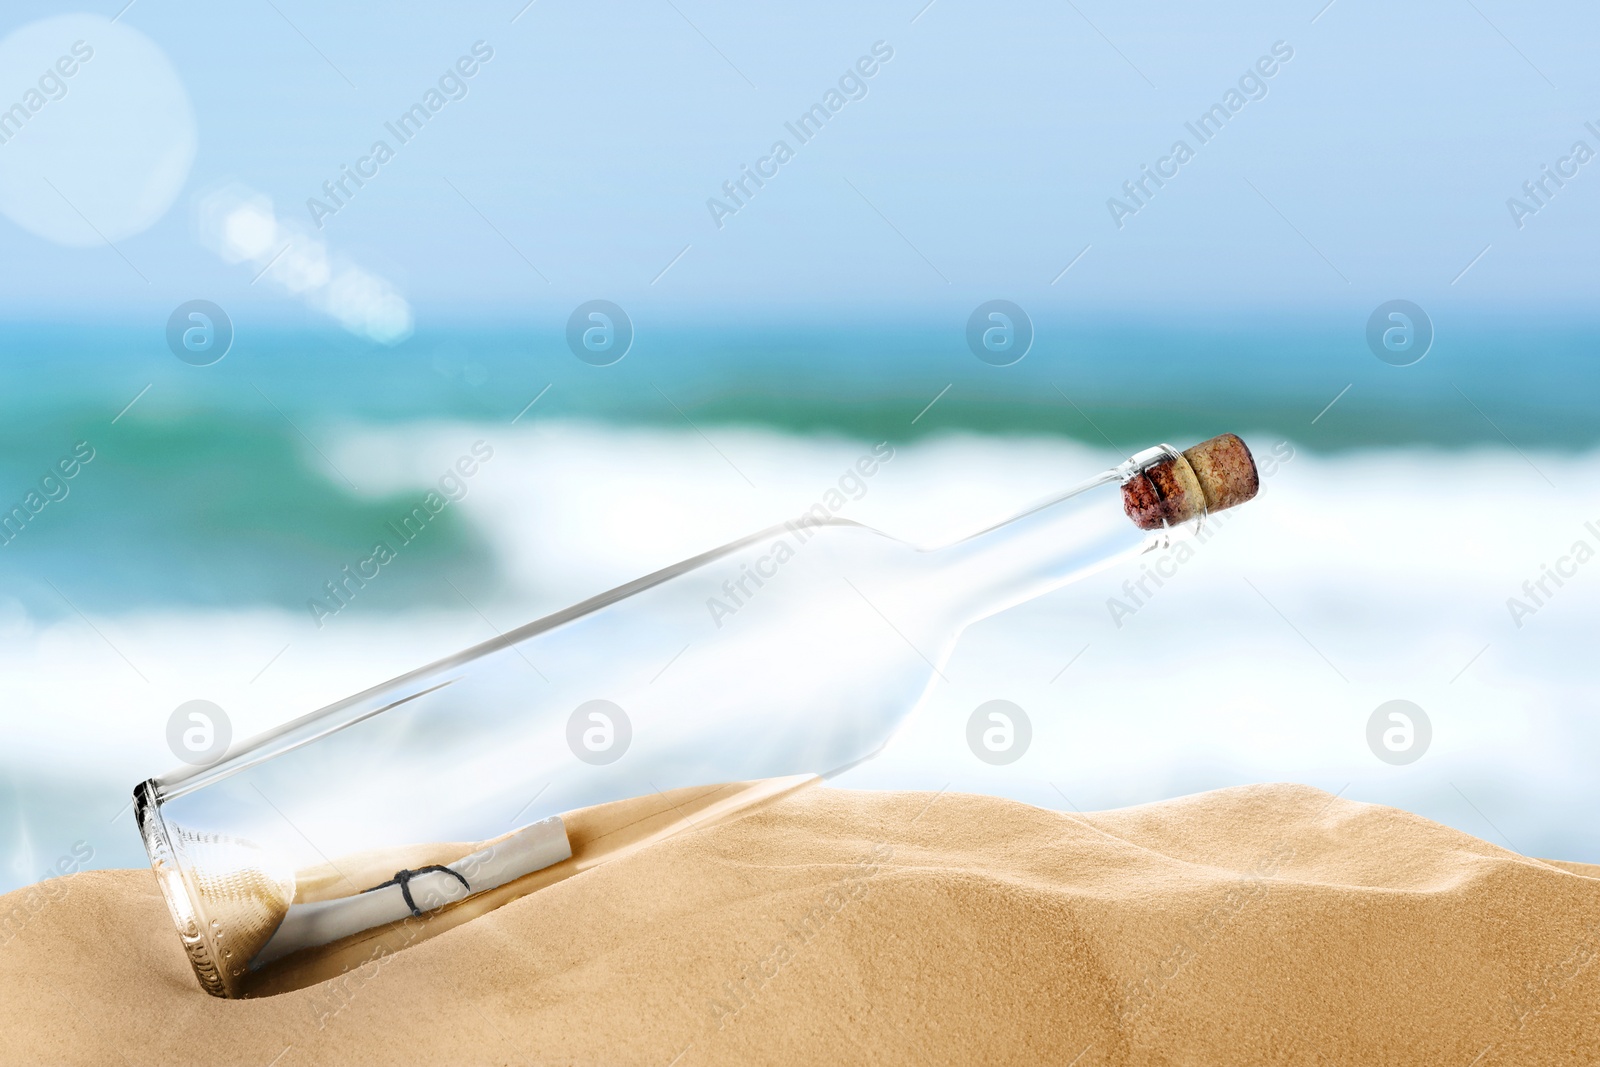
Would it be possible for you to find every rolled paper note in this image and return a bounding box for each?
[251,815,572,969]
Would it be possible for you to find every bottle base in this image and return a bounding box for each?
[140,774,820,999]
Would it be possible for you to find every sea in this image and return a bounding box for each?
[1,313,1596,893]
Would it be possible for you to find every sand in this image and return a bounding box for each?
[2,783,1597,1066]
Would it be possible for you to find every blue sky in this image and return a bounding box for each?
[1,0,1597,323]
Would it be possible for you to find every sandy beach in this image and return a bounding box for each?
[2,782,1596,1066]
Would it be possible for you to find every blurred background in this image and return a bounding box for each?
[2,0,1598,893]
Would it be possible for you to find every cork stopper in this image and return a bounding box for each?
[1122,433,1259,530]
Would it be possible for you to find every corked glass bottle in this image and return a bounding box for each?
[134,433,1259,998]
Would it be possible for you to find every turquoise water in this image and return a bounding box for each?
[7,313,1596,442]
[2,313,1593,615]
[0,308,1593,617]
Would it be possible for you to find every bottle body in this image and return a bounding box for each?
[137,442,1228,997]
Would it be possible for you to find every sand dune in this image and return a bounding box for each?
[1,783,1596,1065]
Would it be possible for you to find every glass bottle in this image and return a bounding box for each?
[134,433,1259,998]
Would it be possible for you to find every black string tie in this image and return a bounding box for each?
[361,865,471,917]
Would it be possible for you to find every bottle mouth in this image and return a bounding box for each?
[1121,434,1259,531]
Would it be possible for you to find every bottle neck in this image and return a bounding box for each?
[927,452,1195,627]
